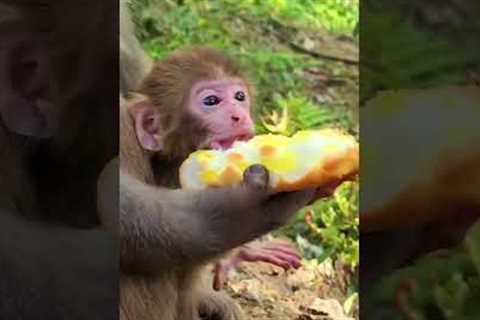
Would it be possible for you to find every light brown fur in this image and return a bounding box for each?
[119,94,244,320]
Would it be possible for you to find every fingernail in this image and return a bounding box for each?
[248,164,266,175]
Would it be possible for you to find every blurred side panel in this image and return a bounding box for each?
[0,0,118,319]
[360,0,480,319]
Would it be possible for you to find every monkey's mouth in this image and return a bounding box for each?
[209,133,253,150]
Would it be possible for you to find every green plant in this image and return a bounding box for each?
[361,8,476,100]
[257,93,351,135]
[281,181,358,269]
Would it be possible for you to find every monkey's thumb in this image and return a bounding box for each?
[242,164,271,193]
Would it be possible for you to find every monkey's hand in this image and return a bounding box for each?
[119,164,339,271]
[209,170,342,290]
[188,164,342,260]
[212,239,301,291]
[192,164,316,241]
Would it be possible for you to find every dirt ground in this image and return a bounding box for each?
[211,237,357,320]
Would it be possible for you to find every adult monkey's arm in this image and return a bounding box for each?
[119,165,316,273]
[120,0,153,97]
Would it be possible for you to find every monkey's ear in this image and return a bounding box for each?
[0,43,59,138]
[129,101,163,151]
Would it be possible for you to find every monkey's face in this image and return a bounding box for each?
[0,28,59,142]
[189,78,255,150]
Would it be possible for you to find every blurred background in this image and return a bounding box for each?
[360,1,480,319]
[128,1,359,319]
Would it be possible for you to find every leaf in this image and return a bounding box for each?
[434,273,470,320]
[260,105,289,134]
[343,292,358,316]
[295,234,325,260]
[465,219,480,274]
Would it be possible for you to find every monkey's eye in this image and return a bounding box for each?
[203,95,221,106]
[235,91,246,101]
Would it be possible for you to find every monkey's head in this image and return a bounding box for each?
[131,47,255,160]
[0,8,58,148]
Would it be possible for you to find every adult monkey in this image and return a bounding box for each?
[120,0,152,101]
[0,1,117,319]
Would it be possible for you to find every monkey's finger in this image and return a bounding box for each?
[261,249,302,269]
[212,256,242,291]
[239,249,292,270]
[260,244,300,258]
[241,243,299,260]
[242,164,270,192]
[254,246,302,267]
[221,164,271,206]
[212,262,225,291]
[261,242,300,256]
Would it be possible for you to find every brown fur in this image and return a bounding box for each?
[118,32,315,320]
[139,46,255,161]
[119,94,155,184]
[0,123,37,216]
[1,2,117,318]
[118,45,269,320]
[119,94,244,320]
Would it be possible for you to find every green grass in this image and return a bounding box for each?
[361,6,478,100]
[130,0,358,126]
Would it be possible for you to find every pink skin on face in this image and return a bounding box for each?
[189,78,255,150]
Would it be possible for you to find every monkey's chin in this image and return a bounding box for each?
[209,140,233,150]
[209,134,252,150]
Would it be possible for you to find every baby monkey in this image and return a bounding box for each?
[114,47,334,320]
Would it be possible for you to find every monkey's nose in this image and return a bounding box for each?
[231,116,240,122]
